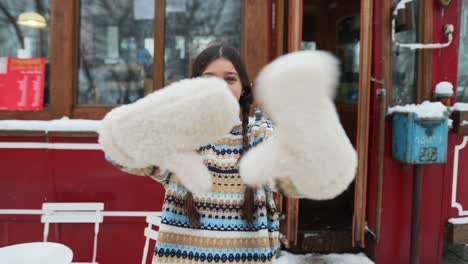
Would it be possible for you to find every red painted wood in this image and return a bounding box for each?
[0,136,166,263]
[451,138,468,214]
[366,1,462,264]
[365,0,382,235]
[431,1,462,263]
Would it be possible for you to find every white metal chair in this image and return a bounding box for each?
[141,214,161,264]
[41,203,104,264]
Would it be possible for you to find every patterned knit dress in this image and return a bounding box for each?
[110,120,300,264]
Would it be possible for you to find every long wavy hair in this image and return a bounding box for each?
[185,43,256,226]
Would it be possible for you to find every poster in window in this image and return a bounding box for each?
[0,58,46,111]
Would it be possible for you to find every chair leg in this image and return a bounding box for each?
[92,223,99,263]
[43,223,49,242]
[141,233,151,264]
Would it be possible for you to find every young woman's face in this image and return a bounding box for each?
[202,58,242,100]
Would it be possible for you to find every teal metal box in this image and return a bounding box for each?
[392,113,448,164]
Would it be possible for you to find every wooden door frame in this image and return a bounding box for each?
[353,0,373,248]
[279,0,374,249]
[281,0,303,248]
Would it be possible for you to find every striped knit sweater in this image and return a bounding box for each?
[110,119,300,264]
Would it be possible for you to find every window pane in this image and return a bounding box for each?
[0,0,51,110]
[335,15,360,104]
[78,0,155,105]
[164,0,242,83]
[392,0,418,106]
[457,0,468,102]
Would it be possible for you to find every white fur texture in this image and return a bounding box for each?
[239,51,357,200]
[98,77,240,194]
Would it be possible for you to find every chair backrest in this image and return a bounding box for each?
[41,203,104,264]
[141,214,161,264]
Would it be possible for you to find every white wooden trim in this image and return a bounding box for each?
[101,211,161,217]
[0,209,43,215]
[0,210,161,218]
[451,136,468,216]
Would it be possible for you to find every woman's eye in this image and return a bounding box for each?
[225,77,237,83]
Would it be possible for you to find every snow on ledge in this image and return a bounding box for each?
[387,101,447,119]
[452,103,468,112]
[0,117,101,132]
[449,217,468,225]
[435,81,454,96]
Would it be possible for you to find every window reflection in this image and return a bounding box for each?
[164,0,241,83]
[78,0,155,105]
[392,0,418,106]
[335,15,360,104]
[457,0,468,102]
[0,0,51,107]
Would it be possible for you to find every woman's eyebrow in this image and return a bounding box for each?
[202,72,216,76]
[202,71,238,76]
[224,71,238,76]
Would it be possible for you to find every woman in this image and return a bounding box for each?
[100,44,356,263]
[102,44,299,263]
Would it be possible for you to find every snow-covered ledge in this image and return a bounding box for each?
[451,103,468,135]
[449,217,468,225]
[448,217,468,245]
[0,117,101,133]
[387,101,447,119]
[452,102,468,112]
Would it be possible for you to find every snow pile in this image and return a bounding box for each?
[394,0,413,14]
[387,101,447,119]
[451,103,468,128]
[276,251,374,264]
[449,217,468,225]
[0,117,101,132]
[435,81,454,97]
[451,103,468,112]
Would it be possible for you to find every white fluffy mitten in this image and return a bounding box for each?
[98,77,240,194]
[239,51,357,200]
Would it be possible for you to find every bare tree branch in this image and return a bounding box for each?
[0,2,25,48]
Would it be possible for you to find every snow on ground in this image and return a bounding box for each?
[275,251,374,264]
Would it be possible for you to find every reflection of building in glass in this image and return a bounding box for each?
[0,1,50,58]
[164,0,242,83]
[335,16,360,104]
[392,0,418,106]
[78,0,155,105]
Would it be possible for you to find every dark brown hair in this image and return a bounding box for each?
[185,43,256,226]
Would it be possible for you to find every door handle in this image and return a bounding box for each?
[392,0,454,50]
